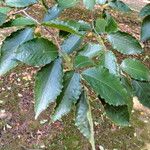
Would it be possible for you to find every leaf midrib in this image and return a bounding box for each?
[83,73,126,105]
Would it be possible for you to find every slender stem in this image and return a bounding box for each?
[44,27,73,70]
[12,8,28,15]
[12,8,40,25]
[13,7,73,70]
[95,34,107,51]
[91,11,107,51]
[22,10,40,25]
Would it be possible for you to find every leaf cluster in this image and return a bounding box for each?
[0,0,150,149]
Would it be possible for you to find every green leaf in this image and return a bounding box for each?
[0,7,11,14]
[0,7,11,26]
[0,12,7,26]
[61,34,83,54]
[74,55,95,69]
[139,4,150,17]
[95,13,118,34]
[132,80,150,108]
[78,20,91,31]
[15,38,58,66]
[108,31,143,54]
[52,72,82,121]
[108,0,131,12]
[59,21,90,37]
[105,13,118,33]
[79,43,103,58]
[99,51,119,75]
[82,67,130,106]
[121,77,133,97]
[43,4,63,21]
[121,58,150,81]
[95,18,107,33]
[42,20,81,35]
[5,0,37,7]
[57,0,79,9]
[0,28,34,76]
[101,99,130,126]
[96,0,107,5]
[9,17,37,26]
[35,58,63,119]
[83,0,96,10]
[141,15,150,41]
[75,91,95,150]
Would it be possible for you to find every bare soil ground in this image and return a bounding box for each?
[0,1,150,150]
[123,0,149,11]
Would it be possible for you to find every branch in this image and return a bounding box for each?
[91,11,107,51]
[44,27,73,70]
[22,10,40,25]
[12,8,40,25]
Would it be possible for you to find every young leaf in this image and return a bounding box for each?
[42,20,81,35]
[83,0,95,10]
[132,80,150,108]
[35,58,63,119]
[108,31,143,54]
[139,4,150,18]
[0,28,34,76]
[121,58,150,81]
[43,4,63,21]
[79,43,103,58]
[15,38,58,66]
[82,67,130,106]
[61,34,83,54]
[5,0,37,7]
[141,15,150,41]
[75,91,95,150]
[74,55,95,69]
[99,51,119,75]
[52,72,82,121]
[108,0,131,12]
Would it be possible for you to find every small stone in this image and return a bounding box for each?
[144,120,148,123]
[99,145,105,150]
[0,100,4,104]
[94,121,99,126]
[140,112,144,115]
[2,88,5,91]
[6,124,12,129]
[134,133,137,137]
[18,93,23,97]
[40,144,45,148]
[17,78,21,82]
[7,87,11,90]
[40,119,48,125]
